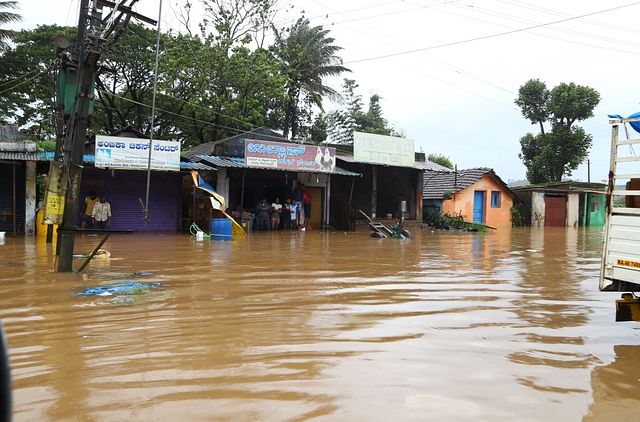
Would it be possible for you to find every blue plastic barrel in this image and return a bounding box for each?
[210,218,232,241]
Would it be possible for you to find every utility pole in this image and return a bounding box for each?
[57,0,102,272]
[56,0,157,272]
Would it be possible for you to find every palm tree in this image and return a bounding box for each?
[273,18,350,140]
[0,1,21,51]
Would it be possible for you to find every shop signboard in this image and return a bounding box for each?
[244,140,336,173]
[95,135,180,171]
[43,162,65,225]
[353,131,415,168]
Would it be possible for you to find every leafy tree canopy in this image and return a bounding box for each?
[326,78,404,144]
[0,1,21,51]
[0,24,75,138]
[427,153,453,170]
[273,18,350,140]
[0,2,353,150]
[514,79,600,184]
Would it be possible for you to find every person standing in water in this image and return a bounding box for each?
[92,195,111,229]
[80,190,99,229]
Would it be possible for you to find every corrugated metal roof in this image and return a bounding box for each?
[335,167,362,177]
[197,155,361,177]
[37,152,95,163]
[197,155,245,168]
[179,161,215,171]
[336,153,453,172]
[0,152,39,161]
[36,152,214,171]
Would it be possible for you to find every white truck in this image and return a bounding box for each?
[600,116,640,321]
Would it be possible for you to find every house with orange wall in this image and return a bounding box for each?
[423,167,517,229]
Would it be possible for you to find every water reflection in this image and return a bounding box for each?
[0,227,639,420]
[584,345,640,421]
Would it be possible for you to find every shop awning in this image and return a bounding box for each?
[36,152,215,171]
[196,155,362,177]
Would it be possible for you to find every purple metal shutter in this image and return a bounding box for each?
[0,162,26,232]
[79,168,181,231]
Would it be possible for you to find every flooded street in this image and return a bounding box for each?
[1,226,639,421]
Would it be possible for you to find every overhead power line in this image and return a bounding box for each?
[346,1,640,64]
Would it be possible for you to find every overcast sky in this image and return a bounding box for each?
[14,0,640,183]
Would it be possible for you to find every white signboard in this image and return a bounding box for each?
[353,132,415,168]
[95,135,180,171]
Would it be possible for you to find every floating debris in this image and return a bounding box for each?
[76,282,161,297]
[73,249,111,260]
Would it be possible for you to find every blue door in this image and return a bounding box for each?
[473,191,485,223]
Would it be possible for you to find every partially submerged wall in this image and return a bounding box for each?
[531,192,545,227]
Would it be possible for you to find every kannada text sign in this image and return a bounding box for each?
[95,136,180,171]
[244,140,336,173]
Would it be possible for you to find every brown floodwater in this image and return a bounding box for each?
[1,226,639,421]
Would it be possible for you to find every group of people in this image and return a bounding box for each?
[254,182,313,231]
[79,190,112,229]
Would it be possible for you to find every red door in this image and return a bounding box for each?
[545,195,566,226]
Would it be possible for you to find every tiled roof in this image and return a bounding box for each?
[415,160,455,172]
[423,167,514,200]
[197,155,362,177]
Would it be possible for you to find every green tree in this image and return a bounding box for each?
[161,31,285,147]
[427,153,453,169]
[514,79,600,183]
[326,78,404,144]
[200,0,277,49]
[0,24,74,138]
[0,1,21,51]
[94,23,168,135]
[357,93,391,135]
[158,0,283,146]
[326,78,359,144]
[273,18,350,140]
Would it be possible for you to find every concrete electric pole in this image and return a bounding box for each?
[56,0,156,272]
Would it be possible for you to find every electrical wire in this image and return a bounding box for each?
[0,68,49,95]
[94,87,264,140]
[0,67,46,89]
[345,2,640,64]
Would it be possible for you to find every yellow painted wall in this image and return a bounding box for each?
[442,175,514,229]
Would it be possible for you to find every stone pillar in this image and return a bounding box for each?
[25,161,37,235]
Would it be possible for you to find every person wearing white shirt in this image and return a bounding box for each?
[92,195,112,229]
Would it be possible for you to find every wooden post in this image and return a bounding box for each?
[371,166,378,220]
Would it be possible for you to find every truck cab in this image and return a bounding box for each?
[600,117,640,320]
